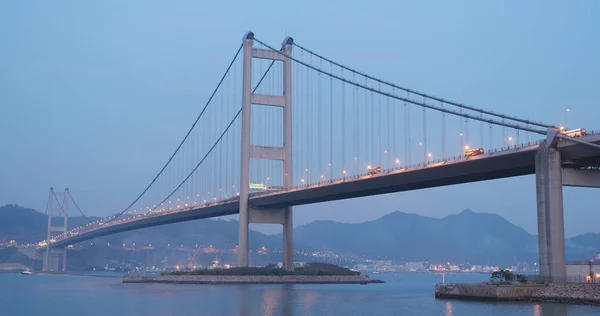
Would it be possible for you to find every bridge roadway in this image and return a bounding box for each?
[50,134,600,249]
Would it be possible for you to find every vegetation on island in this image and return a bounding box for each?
[163,262,361,276]
[489,269,528,284]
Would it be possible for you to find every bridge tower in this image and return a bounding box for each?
[238,32,295,270]
[43,187,68,272]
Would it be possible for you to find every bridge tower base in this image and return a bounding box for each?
[238,32,295,271]
[535,144,566,282]
[43,188,68,272]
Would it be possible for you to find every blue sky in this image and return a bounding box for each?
[1,1,599,237]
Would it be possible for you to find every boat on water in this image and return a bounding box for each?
[20,269,34,275]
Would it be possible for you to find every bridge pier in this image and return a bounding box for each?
[535,145,566,282]
[42,248,66,272]
[238,32,295,271]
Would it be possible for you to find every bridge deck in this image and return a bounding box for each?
[49,134,600,249]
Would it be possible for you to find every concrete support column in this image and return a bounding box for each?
[50,252,60,272]
[282,37,294,271]
[237,32,254,268]
[535,145,566,282]
[43,249,61,272]
[282,207,293,270]
[61,247,67,272]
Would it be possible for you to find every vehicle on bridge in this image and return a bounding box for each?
[464,148,484,157]
[367,166,382,175]
[562,128,587,137]
[249,182,265,192]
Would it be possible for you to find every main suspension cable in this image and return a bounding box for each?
[106,43,243,223]
[67,190,87,218]
[254,38,547,135]
[152,60,278,211]
[292,42,555,129]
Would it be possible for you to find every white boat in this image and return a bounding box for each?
[20,269,33,275]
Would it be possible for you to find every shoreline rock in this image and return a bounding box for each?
[435,282,600,306]
[123,275,384,285]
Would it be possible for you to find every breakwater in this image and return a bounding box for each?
[435,283,600,306]
[123,274,383,285]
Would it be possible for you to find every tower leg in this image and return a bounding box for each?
[237,200,249,267]
[282,207,294,271]
[50,252,59,272]
[237,32,253,268]
[43,249,49,271]
[535,145,566,283]
[61,247,67,272]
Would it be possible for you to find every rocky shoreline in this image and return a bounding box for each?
[435,283,600,306]
[123,274,384,285]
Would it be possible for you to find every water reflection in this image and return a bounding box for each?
[540,303,568,316]
[533,304,542,316]
[445,301,454,316]
[260,288,279,316]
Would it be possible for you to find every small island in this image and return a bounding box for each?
[123,263,384,285]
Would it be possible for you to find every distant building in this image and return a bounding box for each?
[566,257,600,283]
[405,262,424,271]
[277,262,307,268]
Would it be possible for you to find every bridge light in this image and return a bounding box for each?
[395,159,400,164]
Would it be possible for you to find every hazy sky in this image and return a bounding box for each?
[1,1,599,237]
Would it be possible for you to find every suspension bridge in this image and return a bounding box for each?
[37,32,600,282]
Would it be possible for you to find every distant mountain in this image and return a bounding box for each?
[293,209,599,265]
[293,209,539,265]
[565,233,600,261]
[0,204,278,250]
[0,204,103,243]
[1,204,598,267]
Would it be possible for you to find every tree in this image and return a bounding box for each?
[516,274,527,283]
[490,269,517,283]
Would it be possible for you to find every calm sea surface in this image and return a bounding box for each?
[1,272,598,315]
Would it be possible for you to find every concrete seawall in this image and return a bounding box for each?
[123,275,384,285]
[435,283,600,306]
